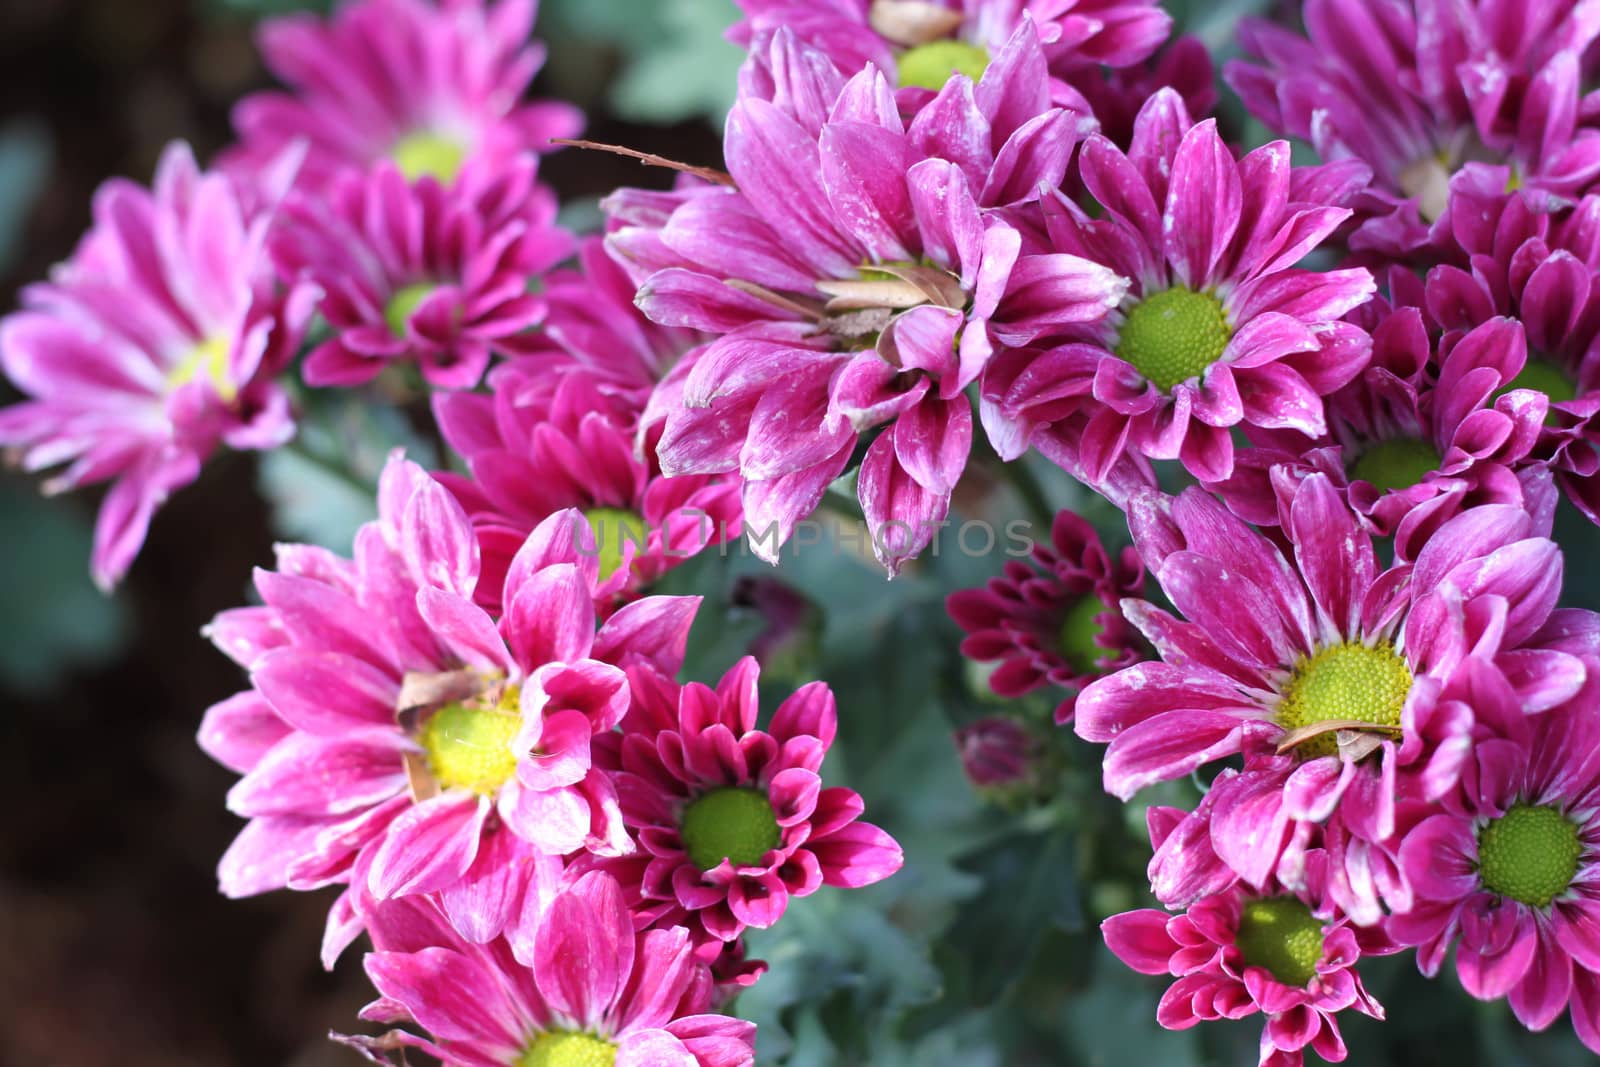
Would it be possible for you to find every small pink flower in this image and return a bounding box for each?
[200,456,702,960]
[0,142,312,589]
[597,657,903,943]
[228,0,582,195]
[1104,871,1391,1066]
[1389,700,1600,1053]
[985,89,1376,486]
[946,508,1145,722]
[339,870,756,1066]
[953,715,1037,787]
[272,159,571,389]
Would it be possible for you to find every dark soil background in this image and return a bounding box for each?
[0,2,720,1063]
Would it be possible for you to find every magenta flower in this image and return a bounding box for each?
[1104,875,1390,1066]
[946,507,1145,722]
[628,29,1123,571]
[1060,34,1216,152]
[984,89,1376,485]
[432,367,741,612]
[228,0,582,195]
[1389,700,1600,1052]
[1208,309,1552,547]
[1075,476,1591,922]
[954,715,1038,788]
[0,142,311,589]
[731,0,1172,95]
[272,159,570,389]
[1226,0,1600,254]
[200,456,701,958]
[340,871,756,1066]
[599,657,903,943]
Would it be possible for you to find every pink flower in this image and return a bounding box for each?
[1208,308,1554,550]
[984,89,1376,486]
[1226,0,1600,254]
[627,29,1123,571]
[595,657,903,943]
[228,0,582,195]
[1389,700,1600,1053]
[432,368,742,612]
[1075,476,1591,922]
[1103,872,1390,1066]
[953,715,1038,787]
[339,871,757,1066]
[272,159,571,389]
[731,0,1172,95]
[946,507,1145,722]
[1060,34,1215,152]
[199,456,701,960]
[0,142,311,589]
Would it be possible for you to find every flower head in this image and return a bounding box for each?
[0,142,311,589]
[272,159,570,389]
[597,657,903,944]
[339,871,757,1066]
[985,89,1376,485]
[200,456,701,959]
[229,0,582,194]
[946,507,1145,722]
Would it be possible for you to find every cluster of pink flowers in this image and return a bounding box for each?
[13,0,1600,1061]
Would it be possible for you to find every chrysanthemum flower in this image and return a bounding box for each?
[1208,310,1552,546]
[1060,34,1215,151]
[229,0,582,194]
[432,368,741,612]
[1075,475,1590,921]
[731,0,1172,95]
[272,159,570,389]
[599,657,903,943]
[200,456,701,957]
[946,507,1145,722]
[0,142,311,589]
[1389,700,1600,1052]
[1104,871,1391,1066]
[339,871,757,1066]
[1226,0,1600,254]
[627,29,1123,571]
[984,89,1376,485]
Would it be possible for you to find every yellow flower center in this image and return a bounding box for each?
[166,335,236,402]
[384,283,436,338]
[392,131,467,184]
[517,1031,617,1067]
[418,698,521,795]
[896,40,990,89]
[1477,804,1583,908]
[1235,897,1325,988]
[1277,642,1411,760]
[580,507,650,582]
[680,787,781,870]
[1115,288,1232,392]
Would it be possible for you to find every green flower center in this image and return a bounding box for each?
[1058,595,1111,675]
[392,131,467,184]
[896,40,990,89]
[1114,288,1232,392]
[1477,803,1583,908]
[517,1031,617,1067]
[384,283,436,338]
[166,335,236,402]
[581,507,649,582]
[680,787,781,871]
[1348,438,1442,493]
[419,700,520,795]
[1498,359,1577,428]
[1277,642,1411,760]
[1235,897,1326,988]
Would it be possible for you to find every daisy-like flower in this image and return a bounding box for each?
[730,0,1172,95]
[339,871,757,1066]
[946,507,1145,722]
[598,657,903,944]
[1389,699,1600,1052]
[200,456,701,959]
[629,28,1123,571]
[432,368,741,613]
[1060,34,1215,152]
[228,0,582,194]
[1208,309,1552,547]
[0,142,312,589]
[1074,475,1591,921]
[1104,868,1391,1067]
[272,159,570,389]
[1225,0,1600,254]
[984,89,1376,485]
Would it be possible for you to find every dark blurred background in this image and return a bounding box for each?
[0,2,730,1063]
